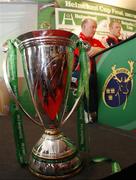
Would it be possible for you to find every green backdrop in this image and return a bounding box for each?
[96,34,136,130]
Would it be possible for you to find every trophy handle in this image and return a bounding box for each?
[2,42,44,128]
[61,41,90,126]
[61,89,83,126]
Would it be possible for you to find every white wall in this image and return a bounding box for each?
[0,3,38,115]
[0,3,38,77]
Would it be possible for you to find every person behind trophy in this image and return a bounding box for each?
[71,18,105,123]
[103,20,123,47]
[79,18,105,56]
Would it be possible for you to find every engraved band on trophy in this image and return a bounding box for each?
[3,30,84,179]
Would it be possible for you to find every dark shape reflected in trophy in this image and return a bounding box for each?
[4,30,83,178]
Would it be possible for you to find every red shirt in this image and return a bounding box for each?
[74,32,105,69]
[105,35,122,47]
[79,32,105,49]
[74,32,105,57]
[72,32,105,87]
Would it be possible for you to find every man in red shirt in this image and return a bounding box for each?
[102,20,122,47]
[72,18,105,123]
[79,18,105,56]
[74,18,105,58]
[73,18,105,70]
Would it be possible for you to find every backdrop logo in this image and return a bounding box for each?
[103,61,134,109]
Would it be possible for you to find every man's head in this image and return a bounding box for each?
[109,21,122,38]
[81,18,97,38]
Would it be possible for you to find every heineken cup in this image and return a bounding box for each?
[3,30,84,179]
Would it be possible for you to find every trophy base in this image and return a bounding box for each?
[29,129,83,179]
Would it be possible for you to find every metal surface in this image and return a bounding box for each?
[16,29,78,128]
[29,129,83,179]
[4,29,82,178]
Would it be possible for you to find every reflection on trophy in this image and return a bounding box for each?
[3,30,83,178]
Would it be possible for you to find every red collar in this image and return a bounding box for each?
[79,32,93,42]
[108,34,119,44]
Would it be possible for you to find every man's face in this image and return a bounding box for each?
[110,22,121,38]
[83,20,97,38]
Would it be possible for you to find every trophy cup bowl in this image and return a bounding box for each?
[4,30,83,179]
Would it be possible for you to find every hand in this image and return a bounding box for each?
[87,47,104,57]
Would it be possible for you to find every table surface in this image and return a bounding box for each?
[1,113,136,179]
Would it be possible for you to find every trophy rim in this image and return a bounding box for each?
[17,29,78,42]
[16,29,79,49]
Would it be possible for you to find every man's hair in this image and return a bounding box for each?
[109,20,121,28]
[81,18,96,28]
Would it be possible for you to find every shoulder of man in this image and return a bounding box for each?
[101,36,110,48]
[92,38,106,48]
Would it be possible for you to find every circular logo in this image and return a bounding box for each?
[103,61,134,109]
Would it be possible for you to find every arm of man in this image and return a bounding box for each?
[87,46,104,57]
[87,38,105,57]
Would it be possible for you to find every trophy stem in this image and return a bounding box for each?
[29,129,83,179]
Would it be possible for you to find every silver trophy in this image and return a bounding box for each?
[3,30,83,178]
